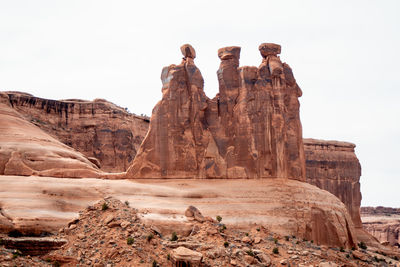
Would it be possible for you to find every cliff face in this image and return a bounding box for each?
[0,93,102,178]
[2,92,149,172]
[304,138,362,228]
[127,43,306,179]
[361,207,400,247]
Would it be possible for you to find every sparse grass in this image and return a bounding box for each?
[216,215,222,222]
[273,247,279,254]
[224,241,229,248]
[101,202,108,211]
[127,237,134,245]
[171,232,178,242]
[147,233,154,242]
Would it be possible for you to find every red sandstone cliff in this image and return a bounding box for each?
[1,91,148,172]
[304,138,362,228]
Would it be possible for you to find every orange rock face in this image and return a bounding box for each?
[2,92,148,172]
[127,43,306,179]
[0,94,102,178]
[304,139,362,228]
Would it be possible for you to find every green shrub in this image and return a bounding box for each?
[340,247,345,252]
[152,260,158,267]
[273,247,279,254]
[127,237,134,245]
[358,241,367,250]
[245,232,249,236]
[101,202,108,211]
[124,200,129,206]
[256,228,260,232]
[224,241,229,248]
[167,254,171,260]
[274,238,278,244]
[216,215,222,222]
[147,233,154,242]
[171,232,178,241]
[246,249,255,257]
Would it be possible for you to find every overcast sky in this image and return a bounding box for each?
[1,0,399,207]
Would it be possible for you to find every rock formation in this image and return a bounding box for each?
[127,43,306,179]
[361,207,400,247]
[0,175,358,248]
[0,95,103,178]
[304,139,362,228]
[1,91,148,172]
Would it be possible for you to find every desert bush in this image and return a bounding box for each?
[171,232,178,241]
[147,233,154,242]
[127,237,134,245]
[273,247,279,254]
[224,241,229,248]
[216,215,222,222]
[358,241,367,250]
[101,202,108,211]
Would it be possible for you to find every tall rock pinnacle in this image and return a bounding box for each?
[126,43,306,180]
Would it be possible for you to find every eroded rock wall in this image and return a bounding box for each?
[127,43,306,179]
[2,92,148,172]
[304,138,362,228]
[361,207,400,247]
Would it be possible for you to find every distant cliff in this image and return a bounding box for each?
[2,91,149,172]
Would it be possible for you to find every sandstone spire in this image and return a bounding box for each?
[126,43,306,180]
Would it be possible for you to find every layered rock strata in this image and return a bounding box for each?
[0,96,102,178]
[1,91,148,172]
[304,138,362,228]
[127,43,306,179]
[361,207,400,247]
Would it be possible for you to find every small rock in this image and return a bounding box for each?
[108,221,121,228]
[254,236,261,244]
[69,224,77,230]
[120,220,130,229]
[230,259,237,265]
[287,250,294,254]
[242,236,252,243]
[280,259,288,265]
[104,215,114,224]
[291,255,299,259]
[77,234,85,239]
[301,250,309,256]
[244,255,255,264]
[352,250,368,261]
[207,228,218,235]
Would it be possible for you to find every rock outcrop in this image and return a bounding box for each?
[0,95,103,178]
[1,91,148,172]
[361,206,400,247]
[0,175,358,248]
[304,139,362,228]
[127,43,306,179]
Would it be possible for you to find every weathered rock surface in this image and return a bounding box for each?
[1,91,148,172]
[361,206,400,247]
[0,95,103,178]
[0,175,358,248]
[304,138,362,228]
[127,43,306,179]
[2,237,67,256]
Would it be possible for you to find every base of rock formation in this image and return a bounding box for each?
[1,198,399,267]
[0,175,358,249]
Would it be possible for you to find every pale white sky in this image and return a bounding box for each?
[0,0,399,207]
